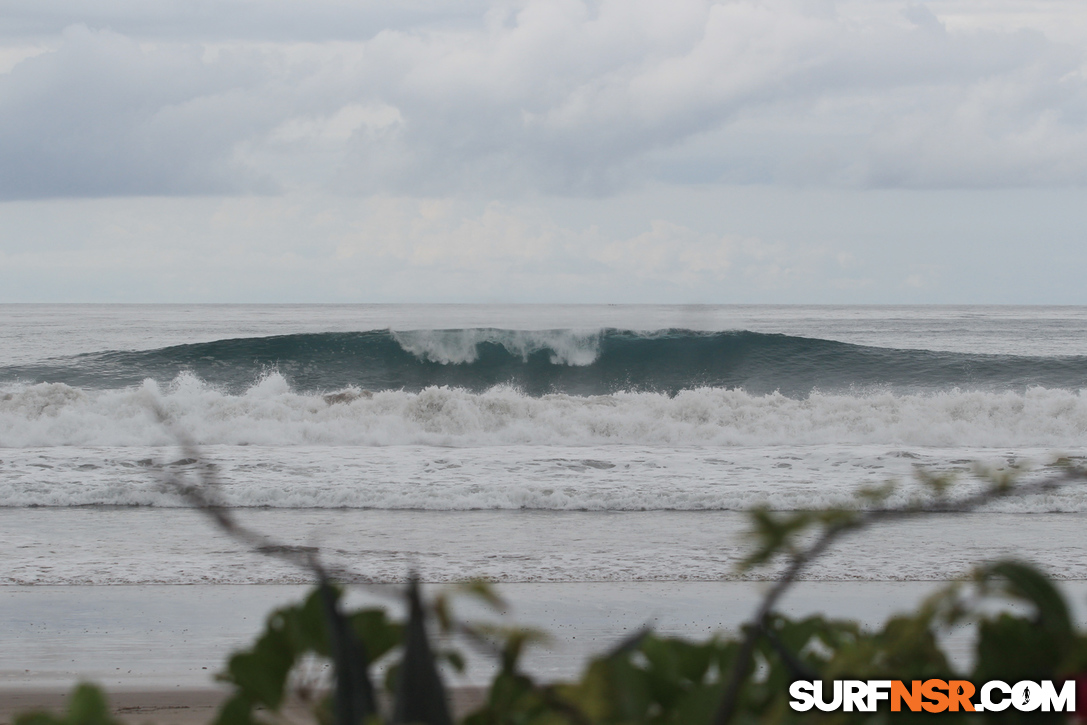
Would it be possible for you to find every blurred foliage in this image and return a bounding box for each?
[18,467,1087,724]
[14,685,122,725]
[23,559,1087,725]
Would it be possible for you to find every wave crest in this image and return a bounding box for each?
[4,329,1087,396]
[392,329,601,365]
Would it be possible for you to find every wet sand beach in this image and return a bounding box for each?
[7,579,1087,723]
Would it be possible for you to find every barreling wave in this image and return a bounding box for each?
[3,373,1087,448]
[2,329,1087,396]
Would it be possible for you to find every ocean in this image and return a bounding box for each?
[2,304,1087,586]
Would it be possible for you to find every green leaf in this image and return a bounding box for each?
[981,560,1073,639]
[350,608,402,662]
[915,468,956,497]
[856,481,897,504]
[14,685,119,725]
[225,626,296,709]
[452,579,507,610]
[603,655,652,721]
[439,649,466,673]
[290,586,335,655]
[741,509,816,570]
[66,684,117,725]
[391,579,452,725]
[212,695,260,725]
[974,613,1064,683]
[319,580,378,725]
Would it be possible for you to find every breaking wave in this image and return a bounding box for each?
[2,329,1087,396]
[3,373,1087,448]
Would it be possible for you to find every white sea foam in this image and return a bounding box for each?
[5,307,1087,587]
[391,328,603,365]
[0,443,1082,511]
[3,374,1085,512]
[4,509,1087,584]
[2,373,1087,448]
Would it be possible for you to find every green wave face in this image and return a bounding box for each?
[3,329,1086,396]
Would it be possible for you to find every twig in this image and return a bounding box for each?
[150,402,389,725]
[712,465,1087,725]
[150,400,568,720]
[148,402,395,591]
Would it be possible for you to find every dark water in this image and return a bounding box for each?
[3,329,1086,397]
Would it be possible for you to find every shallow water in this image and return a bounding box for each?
[2,508,1085,584]
[6,580,1081,688]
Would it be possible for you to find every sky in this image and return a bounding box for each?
[1,0,1086,304]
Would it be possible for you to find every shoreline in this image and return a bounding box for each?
[0,687,491,725]
[0,689,228,725]
[7,580,1087,694]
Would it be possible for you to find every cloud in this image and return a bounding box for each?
[0,193,839,301]
[332,198,760,286]
[0,25,279,198]
[4,184,1087,303]
[1,0,1086,199]
[0,1,484,42]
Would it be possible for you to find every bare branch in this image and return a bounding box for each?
[712,465,1087,725]
[148,401,397,591]
[147,402,552,695]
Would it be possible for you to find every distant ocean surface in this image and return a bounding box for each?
[2,304,1086,585]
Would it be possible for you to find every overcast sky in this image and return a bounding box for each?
[1,0,1086,303]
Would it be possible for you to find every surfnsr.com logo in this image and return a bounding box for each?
[788,679,1075,713]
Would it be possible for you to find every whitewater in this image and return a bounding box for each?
[2,304,1086,584]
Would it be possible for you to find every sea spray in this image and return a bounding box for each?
[4,329,1087,395]
[2,374,1087,448]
